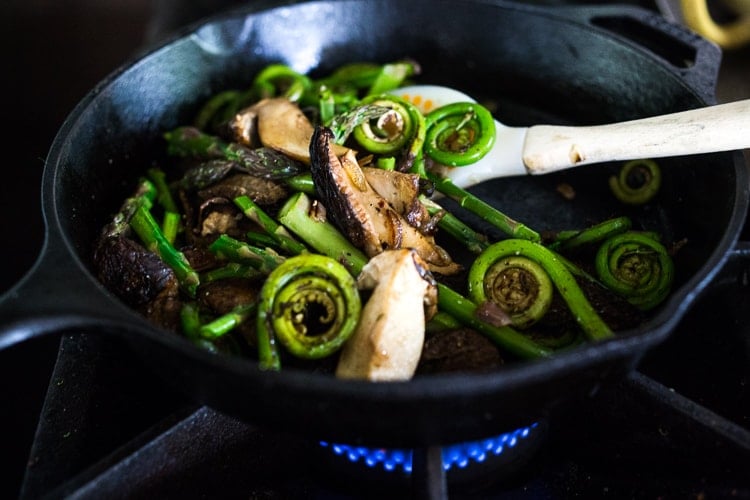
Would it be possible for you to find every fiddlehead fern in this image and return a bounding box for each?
[468,239,613,340]
[256,254,361,370]
[424,102,496,166]
[609,159,662,205]
[595,231,674,310]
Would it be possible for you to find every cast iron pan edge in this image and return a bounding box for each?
[0,0,748,446]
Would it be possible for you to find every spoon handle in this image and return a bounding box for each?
[521,99,750,174]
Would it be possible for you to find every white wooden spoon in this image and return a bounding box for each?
[392,85,750,189]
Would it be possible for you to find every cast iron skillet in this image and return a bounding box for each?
[1,0,748,447]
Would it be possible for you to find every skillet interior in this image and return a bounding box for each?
[46,0,747,446]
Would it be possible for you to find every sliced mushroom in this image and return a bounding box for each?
[310,126,461,275]
[93,235,177,307]
[363,167,435,234]
[240,98,349,164]
[335,249,437,381]
[228,107,261,148]
[197,172,289,206]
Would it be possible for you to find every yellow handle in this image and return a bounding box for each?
[681,0,750,49]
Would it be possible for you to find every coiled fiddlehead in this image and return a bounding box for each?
[424,102,496,166]
[477,255,553,329]
[595,231,674,310]
[468,239,613,340]
[256,254,361,370]
[352,94,424,156]
[609,159,662,205]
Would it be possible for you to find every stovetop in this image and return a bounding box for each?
[2,1,749,498]
[10,274,750,498]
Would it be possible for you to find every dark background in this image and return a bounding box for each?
[0,1,747,498]
[0,2,233,497]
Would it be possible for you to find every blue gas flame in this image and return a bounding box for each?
[320,422,538,474]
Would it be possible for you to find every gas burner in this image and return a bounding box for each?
[319,422,545,488]
[321,423,539,475]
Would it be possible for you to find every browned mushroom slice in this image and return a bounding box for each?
[93,235,176,307]
[362,167,434,233]
[197,173,289,206]
[335,249,437,381]
[228,107,261,148]
[243,97,348,164]
[310,126,461,275]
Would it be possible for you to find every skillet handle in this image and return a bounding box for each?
[566,4,723,104]
[0,229,133,350]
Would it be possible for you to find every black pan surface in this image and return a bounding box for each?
[1,0,748,447]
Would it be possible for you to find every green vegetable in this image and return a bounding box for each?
[424,102,496,166]
[431,176,541,242]
[419,195,489,254]
[101,178,156,238]
[256,254,362,370]
[436,284,552,359]
[469,239,613,341]
[164,127,304,179]
[129,204,200,297]
[202,263,263,283]
[147,167,179,214]
[200,303,258,340]
[193,90,243,131]
[352,94,423,156]
[550,216,632,253]
[475,254,554,329]
[609,159,661,205]
[208,234,285,274]
[161,211,181,245]
[277,192,369,276]
[329,103,393,144]
[250,63,311,102]
[233,195,307,255]
[595,231,674,310]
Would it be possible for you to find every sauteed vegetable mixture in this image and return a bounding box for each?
[94,60,675,380]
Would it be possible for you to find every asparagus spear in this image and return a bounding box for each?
[101,178,156,238]
[233,195,307,255]
[147,167,180,214]
[164,127,304,179]
[419,195,489,255]
[431,176,541,242]
[208,234,285,274]
[277,192,369,275]
[200,303,258,340]
[129,204,200,297]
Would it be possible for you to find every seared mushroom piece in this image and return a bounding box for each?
[335,249,438,381]
[235,97,348,164]
[94,235,176,307]
[94,235,183,332]
[197,173,290,207]
[310,126,461,275]
[228,107,261,148]
[362,167,435,234]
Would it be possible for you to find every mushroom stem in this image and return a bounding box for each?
[336,249,437,381]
